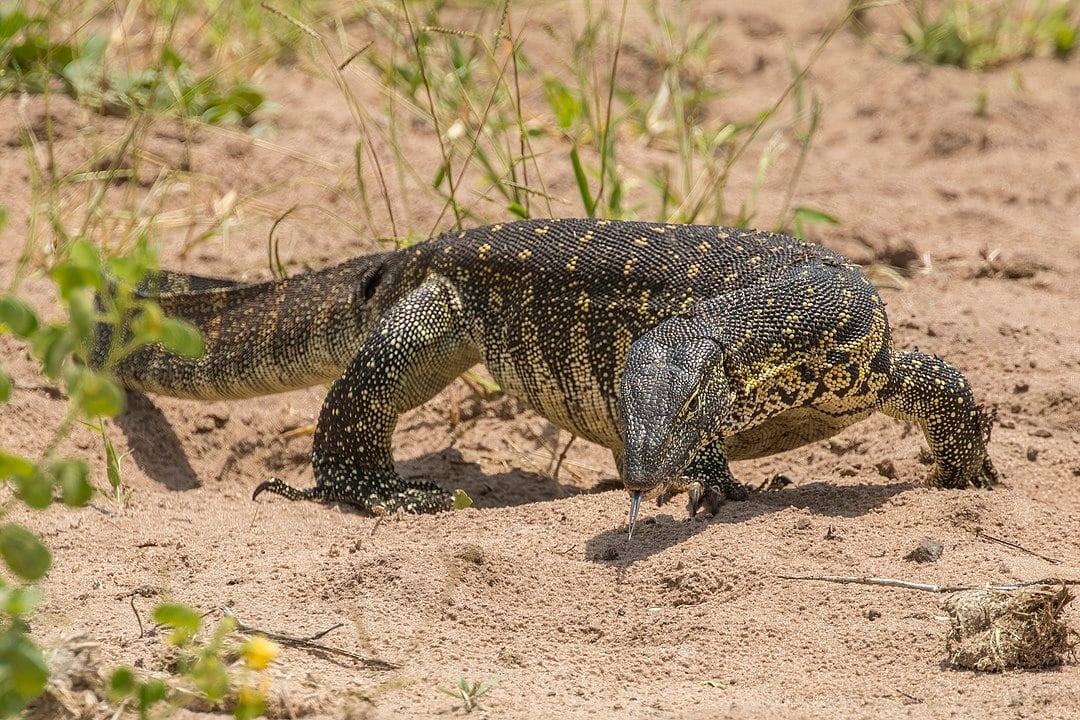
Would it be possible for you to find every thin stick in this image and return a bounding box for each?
[777,575,1079,594]
[896,688,924,704]
[552,434,577,482]
[130,595,144,638]
[975,530,1062,565]
[306,622,345,642]
[225,610,398,670]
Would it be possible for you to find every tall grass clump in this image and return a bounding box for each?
[899,0,1079,70]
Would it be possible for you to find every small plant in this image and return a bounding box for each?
[108,604,279,719]
[900,0,1080,70]
[0,4,268,127]
[0,224,203,716]
[437,676,500,713]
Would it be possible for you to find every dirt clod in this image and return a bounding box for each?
[904,538,944,563]
[943,584,1078,672]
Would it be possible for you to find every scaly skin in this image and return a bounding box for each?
[97,218,998,522]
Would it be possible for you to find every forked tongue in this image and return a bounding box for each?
[627,490,644,541]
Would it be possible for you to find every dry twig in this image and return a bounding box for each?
[777,575,1080,593]
[224,609,398,670]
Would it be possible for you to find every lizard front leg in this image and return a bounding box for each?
[255,277,480,514]
[655,442,751,518]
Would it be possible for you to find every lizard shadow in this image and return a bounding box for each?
[110,400,595,506]
[112,392,201,491]
[585,480,915,565]
[397,447,598,509]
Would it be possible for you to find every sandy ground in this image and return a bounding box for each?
[3,1,1080,718]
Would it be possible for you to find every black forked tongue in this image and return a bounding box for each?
[627,490,644,541]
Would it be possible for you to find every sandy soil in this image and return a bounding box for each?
[3,1,1080,718]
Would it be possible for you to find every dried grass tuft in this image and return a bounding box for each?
[943,583,1078,672]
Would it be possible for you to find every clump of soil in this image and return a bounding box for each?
[943,584,1078,672]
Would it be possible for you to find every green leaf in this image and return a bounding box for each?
[569,146,595,217]
[432,161,447,190]
[81,371,127,417]
[106,234,157,284]
[137,679,168,710]
[1055,24,1078,58]
[543,77,580,131]
[451,488,473,511]
[0,628,48,708]
[131,302,163,338]
[66,289,95,341]
[158,318,203,358]
[792,206,840,225]
[0,295,39,337]
[52,458,92,507]
[51,239,102,300]
[66,366,126,417]
[104,432,121,491]
[0,367,10,403]
[153,602,202,645]
[0,524,52,580]
[12,468,52,510]
[109,666,135,697]
[0,586,40,617]
[235,688,267,720]
[30,324,76,380]
[0,451,35,480]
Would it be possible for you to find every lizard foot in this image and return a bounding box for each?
[656,473,751,519]
[934,455,999,490]
[253,468,453,514]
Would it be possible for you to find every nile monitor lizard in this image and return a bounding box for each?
[96,218,998,532]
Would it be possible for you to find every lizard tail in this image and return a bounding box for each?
[92,252,402,400]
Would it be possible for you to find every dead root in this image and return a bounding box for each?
[943,583,1078,672]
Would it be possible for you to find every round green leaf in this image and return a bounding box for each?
[52,459,92,507]
[0,586,40,617]
[0,524,52,581]
[0,451,35,480]
[137,679,168,710]
[66,289,95,340]
[0,630,48,703]
[67,367,126,417]
[451,488,473,511]
[153,602,202,644]
[13,469,53,510]
[0,295,39,338]
[31,324,76,380]
[52,239,103,300]
[159,318,203,358]
[109,667,135,697]
[0,368,10,403]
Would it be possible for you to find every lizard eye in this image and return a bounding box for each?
[683,391,701,416]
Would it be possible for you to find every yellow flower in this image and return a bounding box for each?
[242,636,280,671]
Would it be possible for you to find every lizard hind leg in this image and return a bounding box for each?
[877,350,998,489]
[262,277,479,514]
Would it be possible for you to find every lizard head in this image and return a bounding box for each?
[618,331,730,537]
